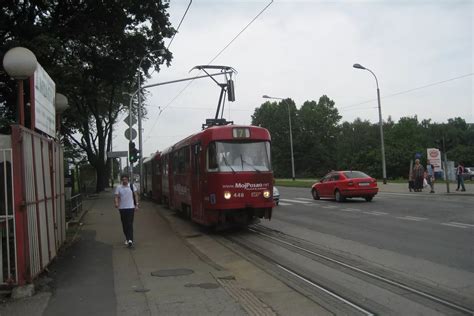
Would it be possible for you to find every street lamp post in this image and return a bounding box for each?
[2,47,38,127]
[136,49,165,193]
[262,95,296,181]
[353,63,387,184]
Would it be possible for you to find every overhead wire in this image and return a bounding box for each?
[159,0,274,114]
[143,0,193,142]
[148,0,192,79]
[144,0,274,143]
[167,0,193,50]
[338,72,473,111]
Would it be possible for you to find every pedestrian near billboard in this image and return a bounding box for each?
[426,160,435,193]
[408,160,415,192]
[412,159,425,192]
[456,162,466,192]
[114,174,139,247]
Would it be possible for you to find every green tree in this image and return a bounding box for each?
[384,116,425,178]
[0,1,175,192]
[252,99,297,177]
[296,95,341,177]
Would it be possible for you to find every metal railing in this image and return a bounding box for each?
[0,147,17,285]
[66,194,82,219]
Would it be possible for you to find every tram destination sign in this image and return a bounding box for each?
[107,151,128,158]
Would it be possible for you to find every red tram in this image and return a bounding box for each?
[148,124,274,226]
[143,152,162,202]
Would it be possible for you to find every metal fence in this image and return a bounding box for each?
[0,147,17,285]
[1,125,66,286]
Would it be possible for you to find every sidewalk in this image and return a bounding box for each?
[1,191,323,316]
[378,181,474,196]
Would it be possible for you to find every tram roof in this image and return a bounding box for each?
[160,124,270,155]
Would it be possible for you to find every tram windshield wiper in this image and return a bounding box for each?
[222,155,235,174]
[240,155,261,173]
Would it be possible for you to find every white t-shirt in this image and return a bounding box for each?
[115,184,137,209]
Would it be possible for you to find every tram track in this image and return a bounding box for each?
[219,224,474,315]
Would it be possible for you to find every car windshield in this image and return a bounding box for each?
[343,171,370,179]
[208,141,271,172]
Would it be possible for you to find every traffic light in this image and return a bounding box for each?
[129,142,139,163]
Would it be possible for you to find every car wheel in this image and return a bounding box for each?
[335,190,345,202]
[312,188,320,200]
[365,196,373,202]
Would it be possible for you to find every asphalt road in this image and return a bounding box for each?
[268,187,474,272]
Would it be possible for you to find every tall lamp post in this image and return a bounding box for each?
[136,49,165,193]
[353,63,387,184]
[2,47,38,127]
[262,95,296,181]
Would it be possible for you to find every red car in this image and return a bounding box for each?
[311,171,378,202]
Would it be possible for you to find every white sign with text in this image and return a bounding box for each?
[427,148,442,172]
[34,64,56,136]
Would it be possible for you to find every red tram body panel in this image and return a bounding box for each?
[156,124,273,226]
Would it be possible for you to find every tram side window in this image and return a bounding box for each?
[163,157,168,175]
[184,146,190,171]
[156,161,161,176]
[208,142,218,171]
[173,147,189,174]
[173,151,180,174]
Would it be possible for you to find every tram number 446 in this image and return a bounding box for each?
[234,193,244,198]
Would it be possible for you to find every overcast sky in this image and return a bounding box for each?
[114,0,473,157]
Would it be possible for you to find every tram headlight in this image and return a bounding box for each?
[224,191,232,200]
[263,190,271,199]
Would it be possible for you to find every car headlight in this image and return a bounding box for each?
[263,190,271,199]
[224,191,231,200]
[273,187,279,196]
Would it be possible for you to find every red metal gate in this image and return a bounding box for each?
[0,125,66,286]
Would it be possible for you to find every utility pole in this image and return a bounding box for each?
[442,136,450,193]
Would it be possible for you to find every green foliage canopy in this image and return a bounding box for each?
[251,96,473,179]
[1,0,175,192]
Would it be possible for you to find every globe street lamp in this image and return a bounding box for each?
[2,47,38,127]
[353,63,387,184]
[262,95,296,181]
[55,93,69,133]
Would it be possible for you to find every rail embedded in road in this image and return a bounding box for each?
[220,225,474,315]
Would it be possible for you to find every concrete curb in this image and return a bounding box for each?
[152,203,323,316]
[154,206,279,315]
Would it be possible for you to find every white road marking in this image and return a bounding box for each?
[280,198,310,204]
[278,202,292,206]
[321,205,337,209]
[295,197,316,201]
[396,216,428,222]
[441,223,469,229]
[363,211,388,216]
[449,222,474,228]
[340,208,361,212]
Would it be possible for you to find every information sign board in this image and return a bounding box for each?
[34,64,56,136]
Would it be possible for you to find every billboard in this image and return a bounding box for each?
[427,148,442,172]
[34,64,56,137]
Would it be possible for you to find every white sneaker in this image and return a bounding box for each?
[128,240,133,248]
[124,240,128,246]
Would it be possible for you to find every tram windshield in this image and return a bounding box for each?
[208,141,271,172]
